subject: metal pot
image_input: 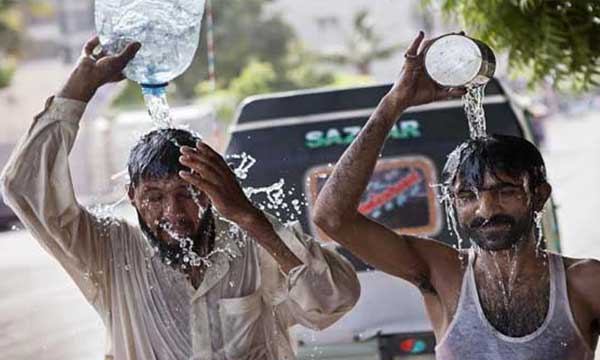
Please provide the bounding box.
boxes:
[424,34,496,88]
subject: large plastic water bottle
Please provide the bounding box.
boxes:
[95,0,206,90]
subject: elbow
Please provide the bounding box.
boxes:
[312,212,341,235]
[0,172,20,208]
[305,284,361,331]
[313,210,359,238]
[313,214,347,239]
[312,201,348,235]
[1,168,29,215]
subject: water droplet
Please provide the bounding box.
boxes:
[143,90,173,128]
[534,210,546,257]
[463,84,488,139]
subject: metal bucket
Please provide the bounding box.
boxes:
[424,34,496,88]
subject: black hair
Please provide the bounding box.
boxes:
[442,134,547,191]
[128,128,201,188]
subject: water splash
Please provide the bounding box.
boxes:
[87,195,127,239]
[534,210,546,257]
[143,89,174,128]
[463,84,488,139]
[152,152,306,271]
[187,185,205,217]
[432,179,468,265]
[226,152,256,180]
[243,179,307,223]
[89,131,308,272]
[474,243,520,314]
[158,219,243,269]
[244,179,286,208]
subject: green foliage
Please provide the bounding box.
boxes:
[194,55,371,124]
[279,41,336,90]
[329,73,373,88]
[228,60,276,100]
[174,0,347,100]
[113,0,373,118]
[111,80,145,109]
[0,0,22,55]
[174,0,295,99]
[0,0,50,88]
[424,0,600,91]
[193,84,239,125]
[0,56,15,88]
[319,9,404,75]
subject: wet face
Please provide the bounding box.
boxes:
[129,176,210,246]
[453,170,535,251]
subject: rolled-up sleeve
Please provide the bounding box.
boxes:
[0,97,113,317]
[263,216,361,331]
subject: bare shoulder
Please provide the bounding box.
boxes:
[563,256,600,277]
[562,255,600,307]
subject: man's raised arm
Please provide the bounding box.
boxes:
[313,32,464,290]
[0,37,140,307]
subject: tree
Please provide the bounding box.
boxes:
[173,0,295,99]
[425,0,600,91]
[113,0,368,114]
[0,0,53,88]
[319,9,404,75]
[0,0,20,52]
[0,0,20,88]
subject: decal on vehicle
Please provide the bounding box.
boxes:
[306,156,442,242]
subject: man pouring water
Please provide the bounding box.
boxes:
[0,37,360,360]
[313,31,599,359]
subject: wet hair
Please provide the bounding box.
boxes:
[442,134,547,191]
[128,128,201,189]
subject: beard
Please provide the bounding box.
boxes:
[137,206,216,270]
[461,210,534,251]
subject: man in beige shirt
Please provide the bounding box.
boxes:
[1,37,360,360]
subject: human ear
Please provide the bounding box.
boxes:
[127,185,136,204]
[533,182,552,212]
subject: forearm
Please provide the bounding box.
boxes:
[57,64,97,102]
[236,209,303,274]
[314,90,409,224]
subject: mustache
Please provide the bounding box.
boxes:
[469,214,516,229]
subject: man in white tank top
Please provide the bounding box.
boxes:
[313,31,599,359]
